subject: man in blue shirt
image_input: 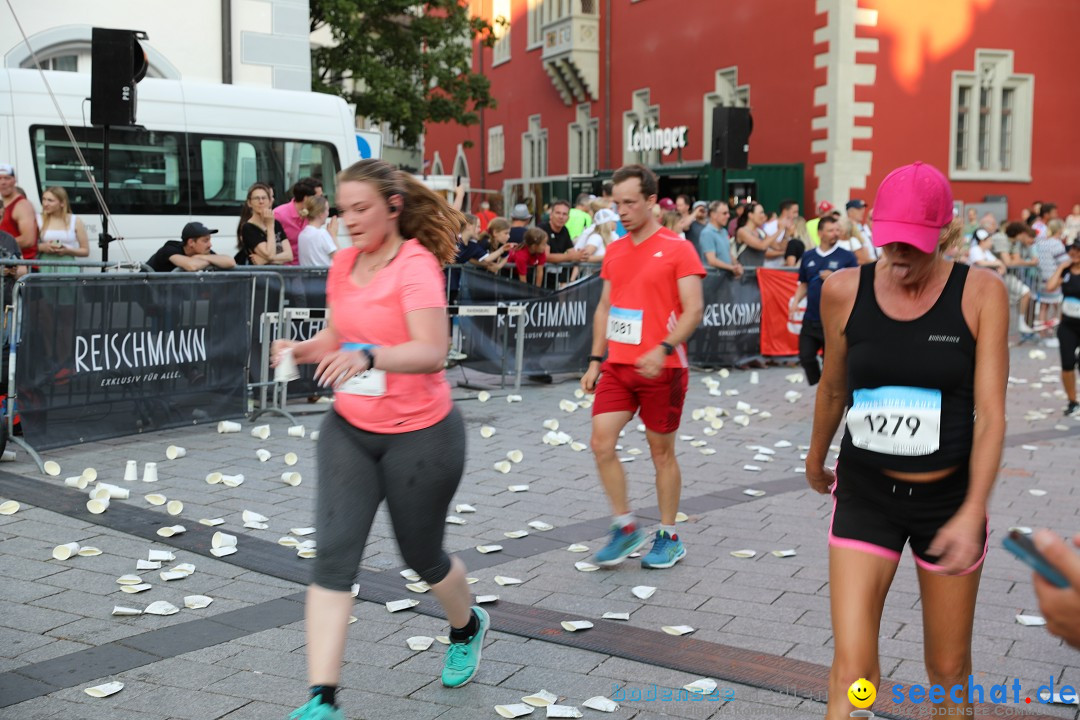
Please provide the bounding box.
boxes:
[698,201,743,277]
[789,215,857,384]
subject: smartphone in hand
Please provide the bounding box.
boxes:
[1003,530,1070,589]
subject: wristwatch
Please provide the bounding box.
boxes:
[659,342,675,356]
[360,348,376,370]
[587,355,604,364]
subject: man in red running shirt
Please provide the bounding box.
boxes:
[581,164,705,570]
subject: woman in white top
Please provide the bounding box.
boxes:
[966,230,1006,275]
[37,186,89,273]
[298,195,339,267]
[835,217,872,264]
[574,208,620,261]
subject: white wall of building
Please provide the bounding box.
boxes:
[0,0,310,90]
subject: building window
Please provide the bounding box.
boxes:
[950,50,1033,182]
[492,0,511,66]
[488,125,505,173]
[527,0,543,50]
[522,115,547,179]
[21,52,80,72]
[568,104,598,175]
[622,89,660,166]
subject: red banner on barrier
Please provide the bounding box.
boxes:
[757,269,800,357]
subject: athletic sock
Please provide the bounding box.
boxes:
[310,685,337,707]
[450,609,479,643]
[614,513,636,531]
[660,525,677,539]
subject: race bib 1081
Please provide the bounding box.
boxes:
[847,386,941,456]
[607,306,643,345]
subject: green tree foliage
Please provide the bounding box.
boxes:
[311,0,499,148]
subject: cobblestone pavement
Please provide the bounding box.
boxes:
[0,342,1078,720]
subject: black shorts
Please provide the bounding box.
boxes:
[829,454,987,574]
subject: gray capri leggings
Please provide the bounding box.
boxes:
[312,406,466,592]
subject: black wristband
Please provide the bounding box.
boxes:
[588,355,604,364]
[660,342,675,356]
[361,348,376,370]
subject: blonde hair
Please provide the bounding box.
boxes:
[337,159,463,264]
[299,194,328,220]
[1048,218,1065,237]
[42,186,71,225]
[662,211,681,231]
[938,218,964,254]
[589,198,608,214]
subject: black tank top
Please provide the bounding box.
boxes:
[841,262,975,472]
[1060,267,1080,326]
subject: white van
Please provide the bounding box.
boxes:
[0,68,362,263]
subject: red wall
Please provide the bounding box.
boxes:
[859,0,1080,210]
[425,0,1080,215]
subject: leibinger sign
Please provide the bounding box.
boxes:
[626,122,688,156]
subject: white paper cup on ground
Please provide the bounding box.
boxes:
[542,419,559,431]
[123,460,138,481]
[52,542,80,560]
[89,486,111,501]
[221,474,244,487]
[43,460,61,476]
[0,500,19,515]
[166,500,183,516]
[145,493,166,506]
[218,420,241,433]
[256,449,272,462]
[87,497,109,514]
[284,452,298,466]
[205,472,223,485]
[84,681,124,698]
[65,475,89,489]
[310,430,320,441]
[142,462,158,483]
[212,531,237,549]
[281,471,302,486]
[0,449,14,462]
[251,425,271,440]
[288,425,306,438]
[165,445,186,460]
[81,468,97,482]
[98,483,129,499]
[275,348,300,383]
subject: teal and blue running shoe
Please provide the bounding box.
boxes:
[592,524,649,566]
[288,696,344,720]
[640,530,686,569]
[442,606,490,688]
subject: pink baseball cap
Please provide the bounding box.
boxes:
[872,162,953,254]
[658,198,676,212]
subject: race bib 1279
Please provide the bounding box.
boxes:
[847,386,941,456]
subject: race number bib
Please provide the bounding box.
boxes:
[607,306,643,345]
[847,386,941,456]
[1062,297,1080,319]
[337,342,387,396]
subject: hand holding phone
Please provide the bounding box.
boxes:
[1003,530,1070,589]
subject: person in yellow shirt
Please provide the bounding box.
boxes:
[806,200,835,247]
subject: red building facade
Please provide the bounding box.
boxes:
[424,0,1080,216]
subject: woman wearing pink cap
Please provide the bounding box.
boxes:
[805,162,1008,718]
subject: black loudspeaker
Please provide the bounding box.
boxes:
[711,106,752,170]
[90,28,149,127]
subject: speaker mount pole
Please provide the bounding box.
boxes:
[98,125,111,271]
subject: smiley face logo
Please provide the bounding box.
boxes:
[847,678,876,709]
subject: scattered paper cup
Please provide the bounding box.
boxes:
[507,450,524,464]
[77,547,102,556]
[212,531,238,549]
[507,394,523,403]
[217,420,241,433]
[522,690,558,707]
[205,472,223,485]
[582,696,619,712]
[145,494,167,506]
[561,620,593,632]
[256,449,272,462]
[81,468,97,482]
[309,430,320,441]
[84,681,124,698]
[184,595,214,609]
[97,483,129,499]
[480,425,496,438]
[407,636,434,651]
[144,600,180,616]
[157,525,185,537]
[221,474,245,487]
[275,347,300,383]
[477,391,491,402]
[87,497,109,514]
[242,510,268,523]
[123,460,138,482]
[632,586,657,600]
[495,704,534,718]
[65,475,89,489]
[111,606,142,616]
[52,542,80,560]
[0,449,14,462]
[288,425,306,438]
[89,486,110,501]
[43,460,61,476]
[210,546,237,558]
[251,425,271,440]
[281,471,302,486]
[493,460,512,474]
[165,445,186,460]
[542,419,559,431]
[142,462,158,483]
[166,500,183,516]
[0,500,19,515]
[284,452,298,466]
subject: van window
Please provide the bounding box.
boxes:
[31,125,184,215]
[192,134,340,215]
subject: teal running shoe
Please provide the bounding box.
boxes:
[640,530,686,569]
[288,695,344,720]
[442,606,489,688]
[592,524,649,566]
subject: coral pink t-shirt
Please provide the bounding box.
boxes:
[326,240,452,433]
[273,201,305,266]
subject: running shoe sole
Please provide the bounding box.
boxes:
[593,532,651,567]
[641,544,687,569]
